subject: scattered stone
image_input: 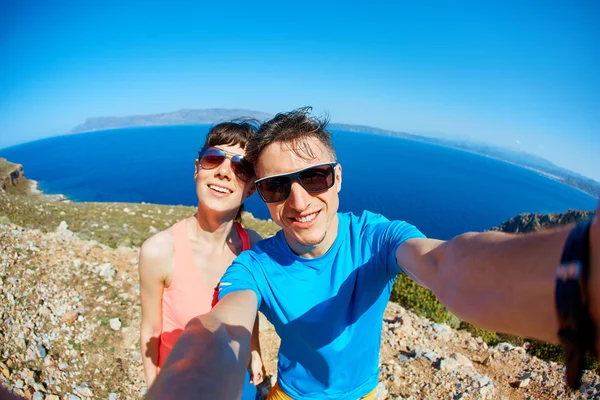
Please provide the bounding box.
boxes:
[98,263,115,278]
[109,318,122,331]
[61,311,79,323]
[35,344,47,359]
[422,351,438,362]
[74,383,93,397]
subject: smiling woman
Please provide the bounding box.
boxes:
[137,121,265,398]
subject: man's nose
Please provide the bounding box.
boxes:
[287,181,311,211]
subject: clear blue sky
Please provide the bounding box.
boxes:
[1,0,599,180]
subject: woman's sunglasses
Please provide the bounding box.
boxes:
[255,163,338,203]
[197,147,254,182]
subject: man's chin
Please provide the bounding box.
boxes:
[294,232,327,248]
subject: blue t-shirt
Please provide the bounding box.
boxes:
[219,211,425,400]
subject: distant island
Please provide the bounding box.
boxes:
[70,108,600,198]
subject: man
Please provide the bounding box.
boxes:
[147,108,599,399]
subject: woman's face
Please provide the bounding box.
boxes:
[194,143,255,215]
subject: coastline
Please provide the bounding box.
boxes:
[28,179,69,202]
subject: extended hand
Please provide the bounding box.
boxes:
[249,350,266,385]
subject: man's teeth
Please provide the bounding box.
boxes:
[209,185,232,194]
[296,212,318,223]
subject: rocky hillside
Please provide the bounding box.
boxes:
[491,209,595,233]
[0,159,25,192]
[0,163,598,399]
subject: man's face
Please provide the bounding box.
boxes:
[255,137,342,257]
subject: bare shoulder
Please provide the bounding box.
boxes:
[246,229,263,247]
[139,226,175,278]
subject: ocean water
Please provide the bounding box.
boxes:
[1,125,596,239]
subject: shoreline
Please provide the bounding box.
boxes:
[28,179,69,202]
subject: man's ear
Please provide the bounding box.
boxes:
[335,163,342,193]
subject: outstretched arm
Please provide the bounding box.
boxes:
[396,201,599,354]
[146,290,259,400]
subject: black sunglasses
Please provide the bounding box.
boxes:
[197,147,254,182]
[255,163,338,203]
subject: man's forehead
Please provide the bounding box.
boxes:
[255,138,330,177]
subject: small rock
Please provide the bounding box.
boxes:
[109,318,122,331]
[450,353,473,368]
[61,311,79,323]
[0,361,9,378]
[56,221,73,235]
[518,378,531,388]
[74,383,93,397]
[423,351,437,361]
[15,379,24,389]
[108,394,117,400]
[35,344,47,358]
[98,263,115,278]
[495,342,514,352]
[32,392,44,400]
[395,354,410,363]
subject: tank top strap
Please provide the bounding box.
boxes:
[233,222,251,251]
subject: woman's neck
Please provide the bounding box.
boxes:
[189,204,238,246]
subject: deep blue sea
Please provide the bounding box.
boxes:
[1,125,597,239]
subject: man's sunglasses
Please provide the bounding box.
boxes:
[197,147,254,182]
[255,163,338,203]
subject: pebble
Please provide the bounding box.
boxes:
[35,344,47,358]
[109,318,122,331]
[98,263,115,278]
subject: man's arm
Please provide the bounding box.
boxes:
[396,202,599,351]
[146,290,259,400]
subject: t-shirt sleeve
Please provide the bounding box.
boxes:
[217,254,262,308]
[364,212,426,278]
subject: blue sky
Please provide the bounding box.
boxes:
[1,0,599,180]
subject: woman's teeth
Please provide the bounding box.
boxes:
[209,185,232,194]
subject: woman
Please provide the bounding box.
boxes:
[139,121,265,399]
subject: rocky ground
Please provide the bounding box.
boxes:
[1,218,599,399]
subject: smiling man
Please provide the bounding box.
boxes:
[147,107,600,400]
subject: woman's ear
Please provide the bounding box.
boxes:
[194,159,200,179]
[246,183,256,198]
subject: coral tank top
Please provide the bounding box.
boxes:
[157,219,250,369]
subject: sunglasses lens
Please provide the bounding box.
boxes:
[231,157,254,182]
[299,165,335,192]
[258,176,291,202]
[200,149,226,170]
